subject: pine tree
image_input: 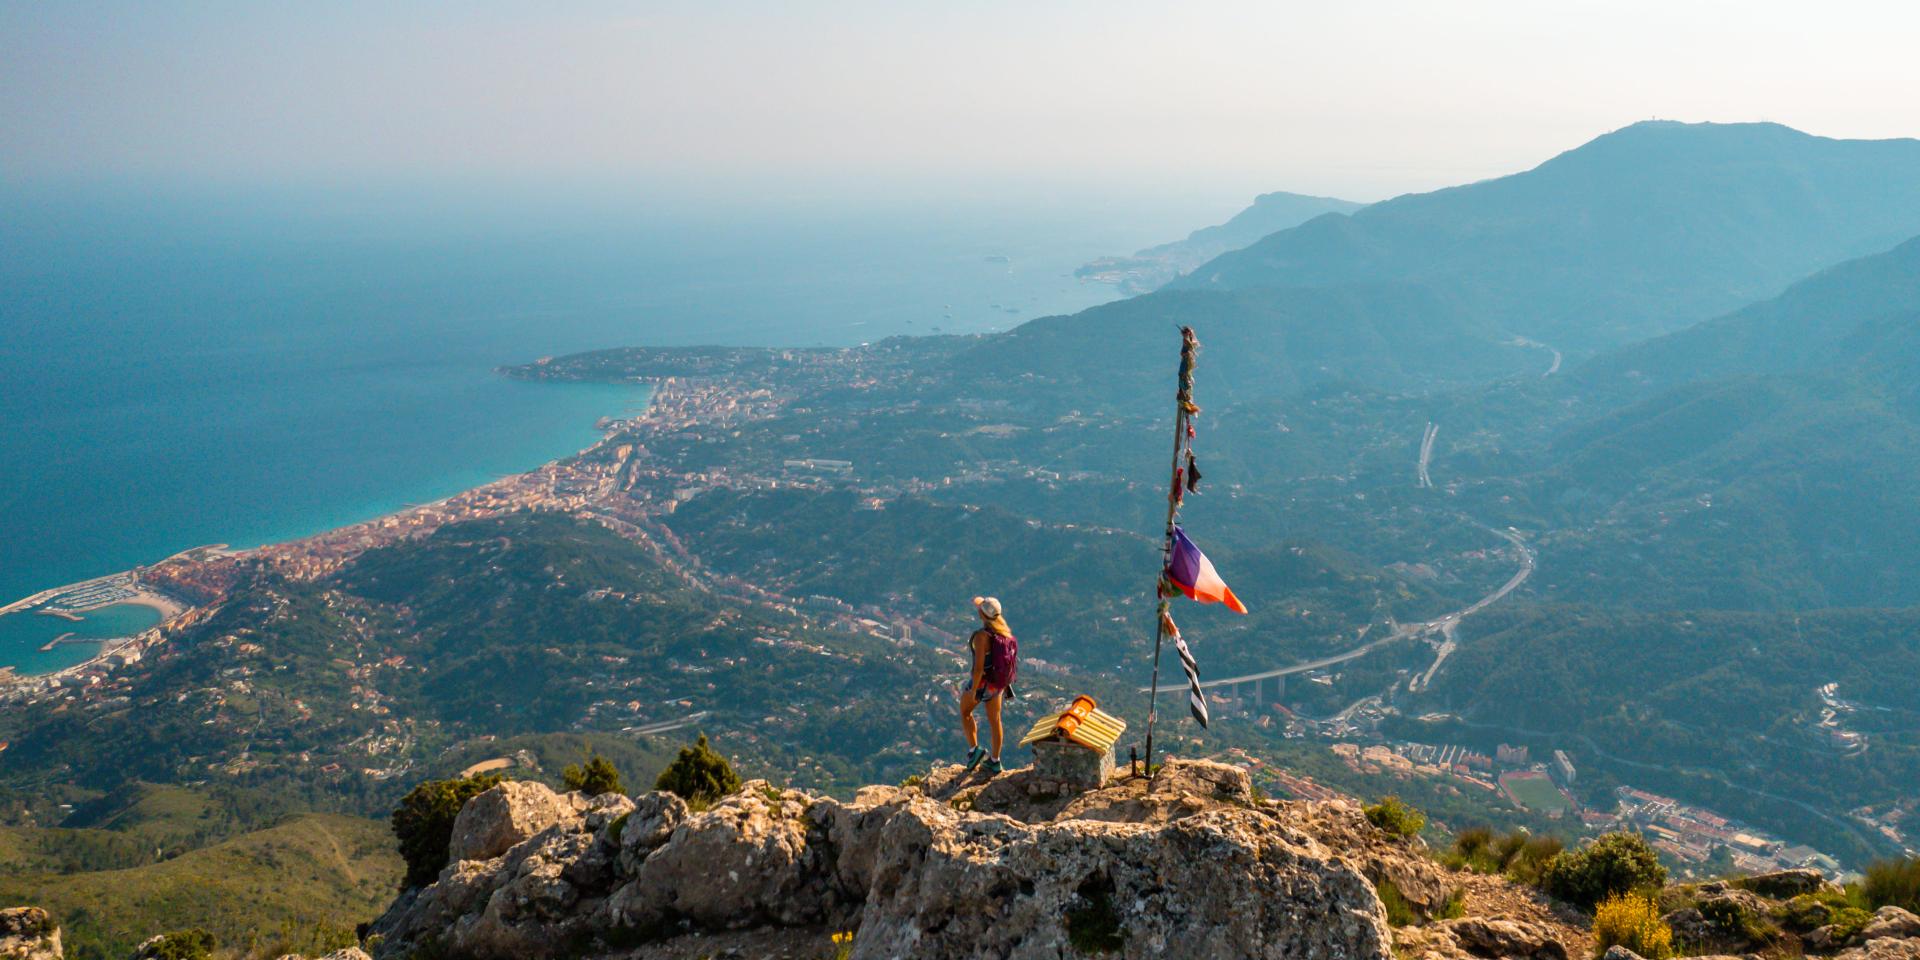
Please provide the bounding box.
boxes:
[562,753,624,796]
[654,733,740,806]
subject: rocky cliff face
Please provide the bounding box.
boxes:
[17,757,1916,960]
[367,759,1422,960]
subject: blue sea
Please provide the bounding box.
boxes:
[0,177,1220,673]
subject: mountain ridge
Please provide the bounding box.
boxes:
[1076,190,1365,294]
[1174,121,1920,350]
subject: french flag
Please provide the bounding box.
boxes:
[1165,525,1248,614]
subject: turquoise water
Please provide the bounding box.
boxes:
[0,180,1200,674]
[0,603,163,675]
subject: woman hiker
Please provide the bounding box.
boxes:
[959,595,1019,775]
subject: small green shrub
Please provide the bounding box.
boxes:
[1777,892,1840,931]
[1541,832,1667,909]
[1444,827,1562,884]
[1365,796,1426,838]
[562,753,624,796]
[1377,879,1421,927]
[898,773,924,789]
[607,811,632,843]
[391,772,506,888]
[1828,906,1874,943]
[1439,888,1468,920]
[140,929,217,960]
[654,734,740,806]
[1592,893,1674,960]
[1450,826,1494,866]
[1863,856,1920,913]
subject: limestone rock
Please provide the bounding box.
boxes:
[371,787,612,958]
[614,791,689,876]
[1809,922,1850,952]
[1288,797,1456,918]
[1433,916,1569,960]
[1693,879,1773,914]
[1395,924,1476,960]
[1738,868,1835,898]
[609,781,834,932]
[844,806,1389,960]
[448,780,589,862]
[1837,938,1920,960]
[1864,906,1920,943]
[0,907,61,960]
[369,760,1399,960]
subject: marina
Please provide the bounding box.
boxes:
[0,572,179,677]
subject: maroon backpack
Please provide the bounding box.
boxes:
[981,630,1018,690]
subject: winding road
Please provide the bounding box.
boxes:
[1144,525,1534,695]
[1510,337,1562,377]
[1416,422,1439,489]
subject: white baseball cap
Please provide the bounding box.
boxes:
[973,596,1002,619]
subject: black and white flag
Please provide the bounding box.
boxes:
[1171,630,1210,728]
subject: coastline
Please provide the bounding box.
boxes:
[1,383,652,687]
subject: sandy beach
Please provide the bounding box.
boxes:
[122,585,188,621]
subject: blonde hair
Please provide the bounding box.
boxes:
[974,596,1012,637]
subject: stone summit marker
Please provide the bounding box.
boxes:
[1019,694,1126,790]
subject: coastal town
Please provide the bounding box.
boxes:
[0,354,929,707]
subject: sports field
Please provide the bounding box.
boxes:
[1500,771,1572,814]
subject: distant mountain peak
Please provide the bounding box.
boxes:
[1170,121,1920,350]
[1075,190,1364,295]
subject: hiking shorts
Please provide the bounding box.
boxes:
[963,683,1005,703]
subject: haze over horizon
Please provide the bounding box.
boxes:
[6,1,1920,212]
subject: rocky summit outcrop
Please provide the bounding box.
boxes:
[0,908,61,960]
[368,758,1404,960]
[449,778,596,862]
[1864,907,1920,944]
[1396,917,1570,960]
[1603,890,1920,960]
[1737,868,1836,899]
[1839,938,1920,960]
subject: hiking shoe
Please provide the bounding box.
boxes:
[982,757,1003,776]
[964,746,985,770]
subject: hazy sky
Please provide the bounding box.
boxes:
[5,1,1919,204]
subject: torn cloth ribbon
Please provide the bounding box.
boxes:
[1170,624,1210,728]
[1164,525,1248,614]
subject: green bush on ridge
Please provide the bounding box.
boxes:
[1365,796,1426,838]
[562,753,625,796]
[1863,856,1920,914]
[1541,832,1667,910]
[654,733,741,808]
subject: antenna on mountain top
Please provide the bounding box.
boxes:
[1143,326,1249,776]
[1142,328,1192,774]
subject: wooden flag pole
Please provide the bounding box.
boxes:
[1143,326,1198,776]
